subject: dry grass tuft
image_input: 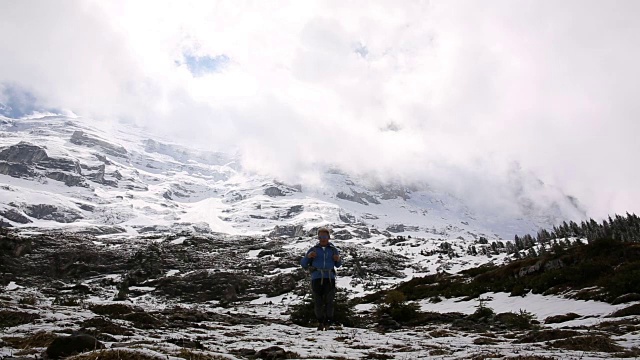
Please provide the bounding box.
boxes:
[516,329,581,343]
[68,349,164,360]
[549,334,624,353]
[2,331,57,349]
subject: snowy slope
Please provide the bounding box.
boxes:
[0,114,584,241]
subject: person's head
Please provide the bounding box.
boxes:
[317,227,330,246]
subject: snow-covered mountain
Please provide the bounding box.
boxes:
[0,114,583,240]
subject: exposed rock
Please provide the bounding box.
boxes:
[264,186,285,197]
[375,185,411,200]
[45,171,86,187]
[0,143,48,163]
[70,131,128,158]
[332,229,353,240]
[45,334,105,359]
[38,157,81,173]
[24,204,83,223]
[386,224,405,233]
[0,161,36,178]
[285,205,304,218]
[339,212,356,224]
[269,224,305,238]
[337,190,381,205]
[0,209,32,224]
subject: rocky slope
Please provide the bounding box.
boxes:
[1,228,639,360]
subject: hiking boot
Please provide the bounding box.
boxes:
[316,322,326,331]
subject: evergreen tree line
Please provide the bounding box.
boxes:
[512,212,640,255]
[460,213,640,259]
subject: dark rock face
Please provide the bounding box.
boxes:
[386,224,405,233]
[0,143,48,163]
[45,172,86,187]
[0,209,33,224]
[45,334,105,359]
[0,143,86,186]
[336,190,380,205]
[70,131,128,158]
[264,186,285,197]
[24,204,83,223]
[38,157,81,174]
[0,161,36,178]
[332,229,353,240]
[269,224,305,238]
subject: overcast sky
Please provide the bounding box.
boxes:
[1,0,639,221]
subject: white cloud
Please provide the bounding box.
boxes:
[1,0,639,220]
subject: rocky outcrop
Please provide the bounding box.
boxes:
[386,224,405,233]
[0,209,33,224]
[45,171,86,187]
[0,143,85,186]
[0,161,36,178]
[24,204,83,223]
[0,143,48,163]
[336,190,380,205]
[269,224,305,238]
[264,186,285,197]
[70,131,128,158]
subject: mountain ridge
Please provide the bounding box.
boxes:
[0,114,584,240]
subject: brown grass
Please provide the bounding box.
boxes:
[2,331,57,349]
[0,310,40,328]
[549,335,624,353]
[68,349,164,360]
[515,329,581,343]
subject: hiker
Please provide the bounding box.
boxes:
[300,227,342,330]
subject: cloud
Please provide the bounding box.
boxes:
[1,0,639,221]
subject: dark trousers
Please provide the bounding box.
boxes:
[311,278,336,323]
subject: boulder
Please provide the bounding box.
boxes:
[45,334,105,359]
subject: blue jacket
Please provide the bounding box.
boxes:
[300,242,342,280]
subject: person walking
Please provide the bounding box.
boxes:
[300,227,342,330]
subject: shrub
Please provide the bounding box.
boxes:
[495,310,537,330]
[289,292,360,327]
[549,335,624,353]
[374,290,421,324]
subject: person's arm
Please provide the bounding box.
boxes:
[332,247,342,268]
[301,251,310,268]
[301,248,316,268]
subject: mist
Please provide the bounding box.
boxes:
[1,0,639,221]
